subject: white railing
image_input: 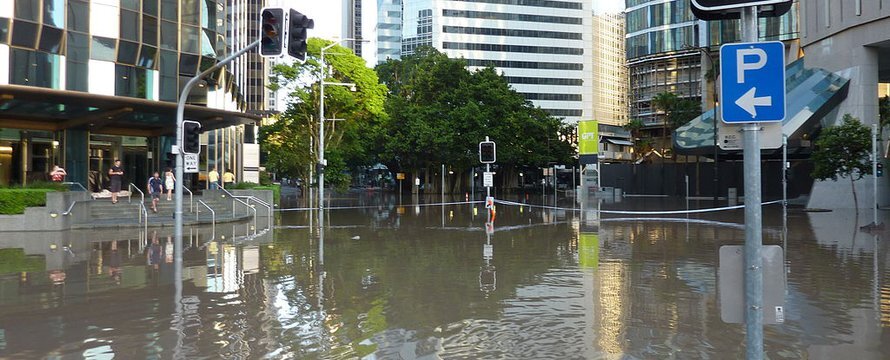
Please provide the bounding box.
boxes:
[182,186,194,213]
[196,200,215,241]
[238,196,273,230]
[62,200,79,216]
[219,188,258,235]
[137,202,148,238]
[128,183,145,224]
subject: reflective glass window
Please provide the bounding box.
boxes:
[201,0,211,28]
[201,29,215,56]
[11,20,38,48]
[120,10,139,41]
[179,53,199,76]
[181,25,199,54]
[160,20,177,50]
[38,25,64,53]
[0,18,8,44]
[10,48,59,88]
[67,32,90,91]
[121,0,140,11]
[143,15,158,46]
[181,0,200,25]
[67,32,89,62]
[15,1,39,21]
[143,0,158,16]
[215,1,225,33]
[161,0,177,20]
[200,56,215,72]
[66,60,88,91]
[137,45,157,68]
[91,36,117,61]
[159,50,178,101]
[43,0,65,28]
[118,40,139,64]
[115,64,148,98]
[67,0,89,32]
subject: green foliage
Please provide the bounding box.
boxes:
[811,114,873,182]
[262,37,388,187]
[259,170,272,186]
[374,47,574,174]
[652,91,702,131]
[0,189,53,214]
[230,182,281,205]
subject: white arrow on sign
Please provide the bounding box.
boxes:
[735,87,772,118]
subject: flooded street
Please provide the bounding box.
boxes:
[1,193,889,359]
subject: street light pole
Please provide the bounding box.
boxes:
[318,38,364,210]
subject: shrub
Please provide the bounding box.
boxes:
[0,189,53,214]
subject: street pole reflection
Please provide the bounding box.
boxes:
[480,213,496,296]
[317,200,327,349]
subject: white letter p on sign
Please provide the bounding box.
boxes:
[736,48,767,84]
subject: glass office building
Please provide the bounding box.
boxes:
[0,0,261,190]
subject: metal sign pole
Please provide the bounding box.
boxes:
[740,6,763,360]
[873,124,878,226]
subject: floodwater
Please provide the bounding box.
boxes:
[1,192,889,359]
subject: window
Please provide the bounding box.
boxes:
[0,18,9,44]
[120,10,140,41]
[91,36,117,61]
[137,45,157,68]
[179,53,199,75]
[181,0,200,25]
[118,40,139,64]
[161,0,178,21]
[11,20,39,48]
[202,0,215,29]
[443,42,583,55]
[43,0,65,28]
[143,0,158,16]
[115,64,148,98]
[67,0,89,32]
[159,50,178,101]
[15,1,39,21]
[142,15,158,46]
[10,48,60,88]
[38,25,64,54]
[66,32,89,91]
[160,20,177,50]
[121,0,140,11]
[442,9,582,25]
[180,25,199,53]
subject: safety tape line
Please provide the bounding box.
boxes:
[494,199,784,215]
[275,200,485,212]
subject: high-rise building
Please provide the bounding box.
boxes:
[0,0,261,187]
[343,0,364,57]
[591,11,627,127]
[400,0,593,123]
[376,0,403,63]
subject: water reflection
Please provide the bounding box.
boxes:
[0,194,888,358]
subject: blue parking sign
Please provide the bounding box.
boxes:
[720,41,785,123]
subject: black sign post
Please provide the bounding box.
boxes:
[690,0,792,20]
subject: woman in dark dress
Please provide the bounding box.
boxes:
[109,159,124,204]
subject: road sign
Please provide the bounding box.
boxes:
[692,0,792,11]
[718,122,783,150]
[718,245,786,324]
[183,153,199,173]
[483,172,494,187]
[479,140,496,163]
[396,172,405,180]
[720,41,785,123]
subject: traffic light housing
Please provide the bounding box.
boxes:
[878,163,884,178]
[479,141,496,164]
[260,7,284,57]
[182,120,201,155]
[288,9,314,61]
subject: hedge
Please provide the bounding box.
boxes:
[231,182,281,205]
[0,189,54,215]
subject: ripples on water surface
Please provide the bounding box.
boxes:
[1,194,889,359]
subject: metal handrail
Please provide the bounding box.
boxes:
[128,183,144,204]
[137,202,148,237]
[217,188,257,235]
[197,200,215,241]
[218,188,273,231]
[62,182,88,192]
[182,186,194,213]
[62,200,79,216]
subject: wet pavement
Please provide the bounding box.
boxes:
[1,192,889,359]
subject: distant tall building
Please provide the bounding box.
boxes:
[376,0,403,63]
[343,0,364,57]
[400,0,593,123]
[230,0,268,112]
[591,11,628,127]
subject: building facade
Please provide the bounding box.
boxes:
[798,0,890,209]
[400,0,593,123]
[376,0,402,63]
[343,0,364,57]
[591,10,628,127]
[0,0,261,189]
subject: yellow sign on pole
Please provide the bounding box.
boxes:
[396,173,405,180]
[578,120,599,155]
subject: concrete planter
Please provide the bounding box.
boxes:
[0,191,91,232]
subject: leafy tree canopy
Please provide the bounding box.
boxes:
[811,114,873,208]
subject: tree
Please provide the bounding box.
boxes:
[651,92,701,155]
[811,114,873,208]
[261,38,388,189]
[623,118,649,158]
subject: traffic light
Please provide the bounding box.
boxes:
[287,9,314,61]
[260,7,284,57]
[878,163,884,178]
[182,120,201,155]
[479,141,496,164]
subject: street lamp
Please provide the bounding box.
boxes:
[318,38,366,210]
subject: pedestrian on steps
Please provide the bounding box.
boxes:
[165,167,175,201]
[148,171,163,213]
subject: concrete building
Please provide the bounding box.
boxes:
[343,0,364,57]
[591,10,628,127]
[0,0,262,188]
[400,0,593,123]
[376,0,403,63]
[799,0,890,209]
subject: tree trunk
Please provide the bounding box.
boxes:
[851,177,859,210]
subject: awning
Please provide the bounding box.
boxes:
[604,138,634,146]
[0,84,260,137]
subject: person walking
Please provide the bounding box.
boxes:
[164,167,175,201]
[208,166,220,190]
[50,165,67,182]
[222,169,235,189]
[109,159,124,204]
[147,171,163,212]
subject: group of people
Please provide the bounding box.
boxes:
[207,166,236,190]
[147,168,177,212]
